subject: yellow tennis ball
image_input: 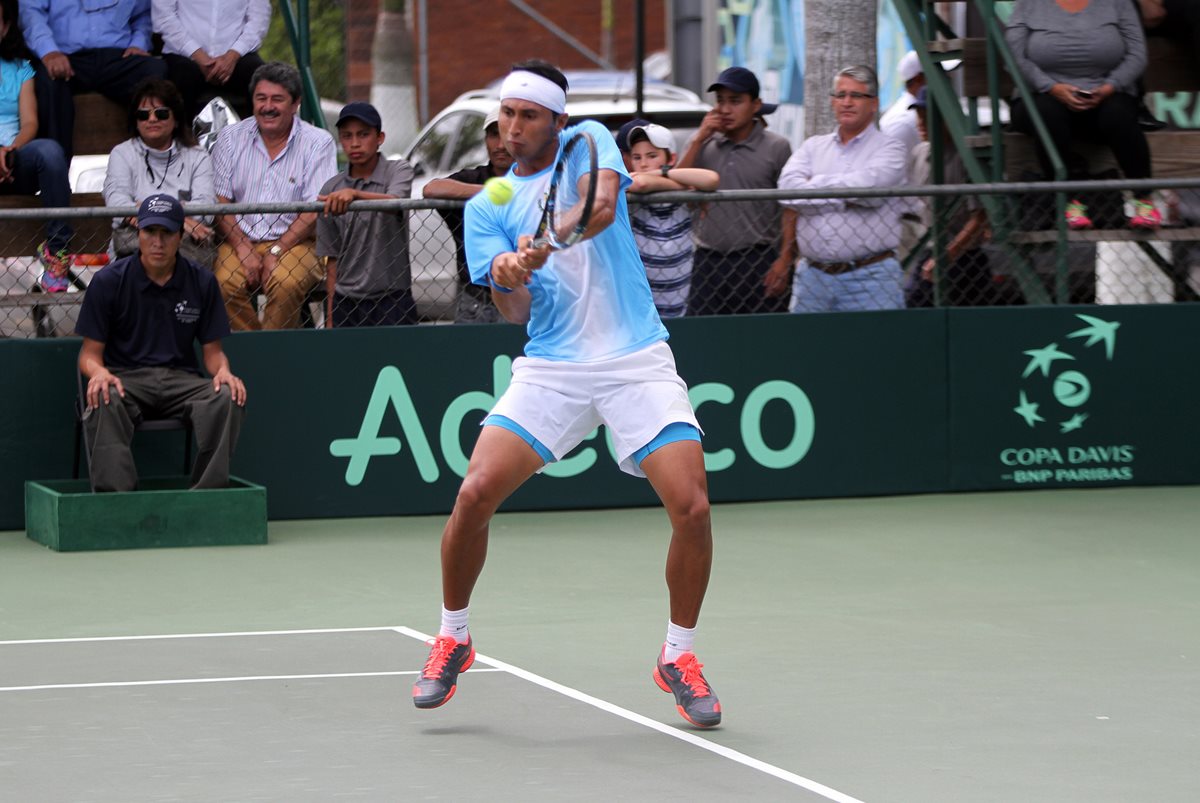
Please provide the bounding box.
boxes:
[484,177,514,206]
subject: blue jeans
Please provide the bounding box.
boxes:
[0,138,73,252]
[790,257,904,313]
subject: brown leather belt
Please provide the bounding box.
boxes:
[807,250,896,275]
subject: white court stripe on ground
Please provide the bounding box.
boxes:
[393,626,867,803]
[0,669,506,693]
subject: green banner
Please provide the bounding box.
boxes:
[4,306,1197,532]
[947,305,1200,490]
[225,312,947,519]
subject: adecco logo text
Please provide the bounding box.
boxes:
[329,356,815,486]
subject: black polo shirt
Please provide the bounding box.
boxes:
[436,163,496,288]
[76,253,230,375]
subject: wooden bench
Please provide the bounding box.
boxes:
[72,92,129,157]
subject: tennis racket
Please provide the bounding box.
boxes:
[530,131,598,250]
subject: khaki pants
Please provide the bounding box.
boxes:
[215,240,322,330]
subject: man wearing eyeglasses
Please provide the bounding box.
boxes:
[771,64,908,313]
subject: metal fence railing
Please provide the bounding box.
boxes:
[2,180,1198,338]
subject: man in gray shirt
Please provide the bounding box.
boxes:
[317,102,418,327]
[676,67,794,315]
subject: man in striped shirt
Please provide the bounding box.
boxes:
[212,61,337,330]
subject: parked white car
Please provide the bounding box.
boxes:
[401,72,713,320]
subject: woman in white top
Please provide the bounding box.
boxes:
[103,78,216,266]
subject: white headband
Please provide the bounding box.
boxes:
[499,71,567,115]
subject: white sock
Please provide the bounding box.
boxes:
[439,605,470,644]
[663,621,696,663]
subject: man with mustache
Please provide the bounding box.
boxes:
[211,61,337,330]
[674,66,793,316]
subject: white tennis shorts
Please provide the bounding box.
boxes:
[488,340,701,477]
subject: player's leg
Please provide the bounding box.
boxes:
[640,438,712,628]
[413,424,545,710]
[442,424,546,609]
[639,436,722,727]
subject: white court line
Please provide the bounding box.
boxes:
[394,626,867,803]
[0,669,506,693]
[0,625,867,803]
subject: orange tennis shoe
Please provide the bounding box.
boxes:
[653,649,722,727]
[412,635,474,709]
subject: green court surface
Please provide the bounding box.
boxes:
[2,486,1198,802]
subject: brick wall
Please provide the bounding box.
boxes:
[343,0,667,119]
[345,0,379,101]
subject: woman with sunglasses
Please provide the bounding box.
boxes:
[103,78,216,266]
[0,0,73,292]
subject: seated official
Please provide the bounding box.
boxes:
[76,193,247,493]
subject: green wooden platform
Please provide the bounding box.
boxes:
[24,477,267,551]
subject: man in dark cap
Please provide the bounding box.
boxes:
[317,101,417,327]
[675,66,794,316]
[76,193,247,492]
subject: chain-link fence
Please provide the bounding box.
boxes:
[3,180,1199,337]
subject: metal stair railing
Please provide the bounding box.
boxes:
[278,0,328,130]
[892,0,1080,305]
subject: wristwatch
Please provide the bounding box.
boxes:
[267,244,284,258]
[660,164,671,177]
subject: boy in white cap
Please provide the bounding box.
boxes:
[615,119,718,318]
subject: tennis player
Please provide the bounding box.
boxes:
[412,60,721,728]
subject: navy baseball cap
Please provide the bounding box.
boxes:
[615,119,645,152]
[706,66,778,114]
[615,119,674,154]
[336,101,382,129]
[909,87,928,110]
[137,193,184,232]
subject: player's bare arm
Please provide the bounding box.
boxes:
[549,169,620,244]
[487,249,535,324]
[423,179,485,200]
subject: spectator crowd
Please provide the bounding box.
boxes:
[0,0,1186,326]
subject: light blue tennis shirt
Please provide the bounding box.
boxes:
[465,119,667,363]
